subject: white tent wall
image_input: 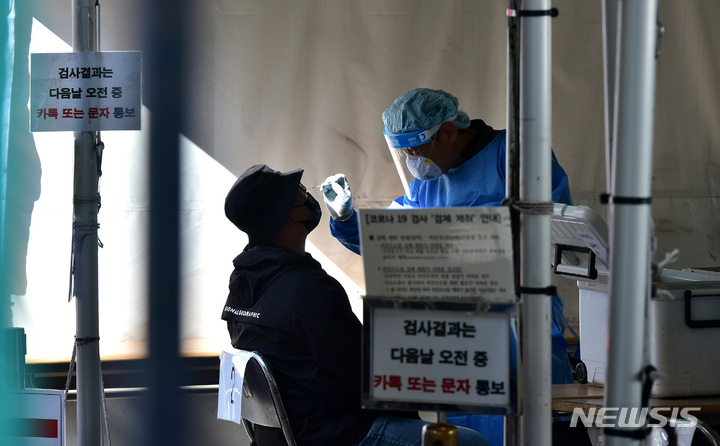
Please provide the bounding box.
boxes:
[11,0,720,366]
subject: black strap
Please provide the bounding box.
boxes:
[503,198,554,215]
[76,336,100,346]
[640,365,658,408]
[74,193,102,206]
[518,285,557,296]
[603,365,658,440]
[507,8,559,18]
[600,193,652,205]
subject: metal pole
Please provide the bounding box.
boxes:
[507,0,520,204]
[141,0,188,444]
[72,1,102,445]
[506,1,521,443]
[0,0,14,437]
[518,0,553,445]
[1,0,12,329]
[604,0,658,445]
[601,0,620,193]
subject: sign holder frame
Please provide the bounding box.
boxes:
[361,298,518,416]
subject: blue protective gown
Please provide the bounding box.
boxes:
[329,120,576,386]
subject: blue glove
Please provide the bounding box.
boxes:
[321,173,353,221]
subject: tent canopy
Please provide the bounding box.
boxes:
[6,0,720,362]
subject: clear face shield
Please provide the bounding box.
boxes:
[382,120,446,197]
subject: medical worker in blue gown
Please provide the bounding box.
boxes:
[321,88,575,444]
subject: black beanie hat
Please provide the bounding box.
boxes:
[225,164,303,247]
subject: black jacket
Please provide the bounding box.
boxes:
[221,245,377,446]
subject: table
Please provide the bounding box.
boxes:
[552,384,720,445]
[552,384,720,415]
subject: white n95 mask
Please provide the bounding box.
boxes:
[406,155,443,181]
[383,116,455,191]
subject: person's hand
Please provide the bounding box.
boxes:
[321,174,353,221]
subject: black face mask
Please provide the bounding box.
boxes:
[299,193,322,234]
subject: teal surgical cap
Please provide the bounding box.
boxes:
[382,88,471,136]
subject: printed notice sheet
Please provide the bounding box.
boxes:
[31,51,142,132]
[365,305,513,412]
[359,207,514,303]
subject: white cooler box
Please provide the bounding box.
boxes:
[551,204,720,397]
[579,268,720,397]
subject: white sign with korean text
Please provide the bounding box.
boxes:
[31,51,141,132]
[369,307,512,409]
[6,389,66,445]
[359,207,514,303]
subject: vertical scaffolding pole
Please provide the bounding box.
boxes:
[601,0,619,193]
[72,1,102,445]
[507,0,520,204]
[505,0,521,443]
[1,0,12,328]
[604,0,658,445]
[0,3,15,436]
[141,0,189,444]
[518,0,554,445]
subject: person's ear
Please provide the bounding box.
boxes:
[438,121,457,144]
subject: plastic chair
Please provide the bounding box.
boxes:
[240,351,298,446]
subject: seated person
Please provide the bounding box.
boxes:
[221,164,488,446]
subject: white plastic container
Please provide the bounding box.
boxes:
[551,204,720,397]
[648,269,720,397]
[578,268,720,397]
[577,280,610,386]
